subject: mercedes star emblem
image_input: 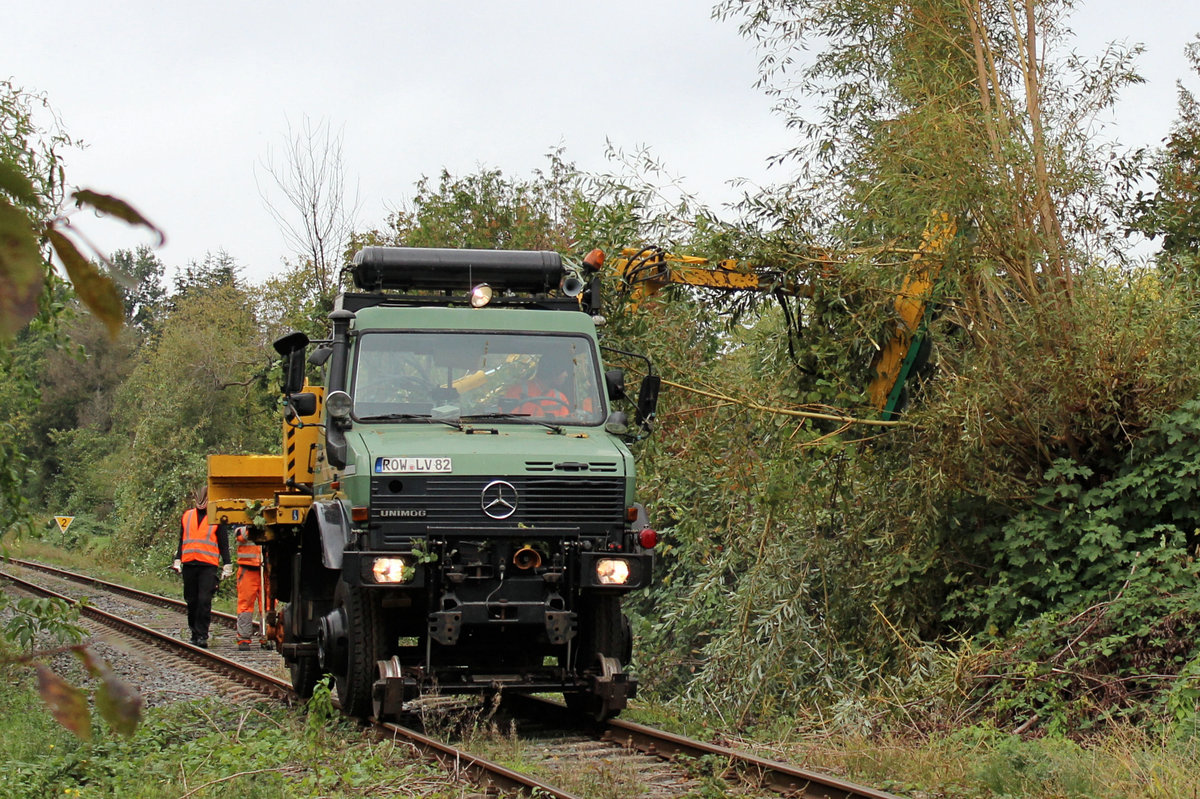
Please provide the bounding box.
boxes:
[481,480,518,519]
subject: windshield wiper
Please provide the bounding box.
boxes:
[460,413,563,433]
[356,413,463,430]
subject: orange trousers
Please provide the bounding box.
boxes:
[236,566,272,642]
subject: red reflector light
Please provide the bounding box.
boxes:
[351,506,368,523]
[638,528,658,549]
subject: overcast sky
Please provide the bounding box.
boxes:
[8,1,1200,285]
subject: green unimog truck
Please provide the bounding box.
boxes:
[208,246,659,720]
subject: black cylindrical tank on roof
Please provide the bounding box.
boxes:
[351,247,564,294]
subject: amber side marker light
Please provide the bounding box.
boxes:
[351,506,369,523]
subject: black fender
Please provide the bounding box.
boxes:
[311,500,350,571]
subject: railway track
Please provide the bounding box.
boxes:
[2,557,904,799]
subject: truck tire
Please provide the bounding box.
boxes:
[283,549,330,698]
[289,652,322,699]
[334,584,384,718]
[581,595,624,664]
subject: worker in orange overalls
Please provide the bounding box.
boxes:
[234,525,271,650]
[172,485,231,649]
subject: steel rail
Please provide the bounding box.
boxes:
[0,568,290,700]
[3,556,238,628]
[0,565,583,798]
[507,694,905,799]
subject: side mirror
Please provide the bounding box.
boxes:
[635,375,661,430]
[308,345,333,367]
[605,369,626,402]
[604,411,629,436]
[289,392,318,418]
[272,331,310,395]
[582,277,603,315]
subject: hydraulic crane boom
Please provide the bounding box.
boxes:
[868,212,957,419]
[602,212,957,419]
[610,247,812,311]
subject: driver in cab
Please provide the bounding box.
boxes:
[504,355,571,418]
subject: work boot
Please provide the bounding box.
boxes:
[194,638,208,649]
[237,640,252,651]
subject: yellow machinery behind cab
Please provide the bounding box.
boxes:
[606,212,958,419]
[207,386,324,647]
[207,385,325,533]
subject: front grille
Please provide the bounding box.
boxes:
[370,475,625,544]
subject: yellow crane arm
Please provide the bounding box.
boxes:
[865,212,957,416]
[603,211,957,418]
[610,247,811,311]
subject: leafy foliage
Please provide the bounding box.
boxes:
[1130,35,1200,268]
[1,596,85,649]
[0,82,161,341]
[0,596,142,740]
[110,273,279,562]
[957,398,1200,633]
[354,149,616,256]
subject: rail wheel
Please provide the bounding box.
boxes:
[564,595,630,721]
[333,583,385,718]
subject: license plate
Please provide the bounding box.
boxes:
[374,457,452,474]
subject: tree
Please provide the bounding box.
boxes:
[1131,35,1200,265]
[359,151,585,253]
[257,117,360,305]
[109,246,166,333]
[715,0,1142,322]
[0,82,149,739]
[110,279,278,562]
[611,2,1200,728]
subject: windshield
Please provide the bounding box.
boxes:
[350,331,605,426]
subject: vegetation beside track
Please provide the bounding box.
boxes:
[0,659,462,799]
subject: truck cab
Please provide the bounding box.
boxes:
[234,247,658,720]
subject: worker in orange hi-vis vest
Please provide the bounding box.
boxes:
[234,526,271,650]
[171,485,231,649]
[503,354,572,418]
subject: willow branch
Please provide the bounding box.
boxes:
[661,378,909,427]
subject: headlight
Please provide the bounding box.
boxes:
[371,556,415,584]
[595,558,632,585]
[326,390,352,420]
[469,284,494,308]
